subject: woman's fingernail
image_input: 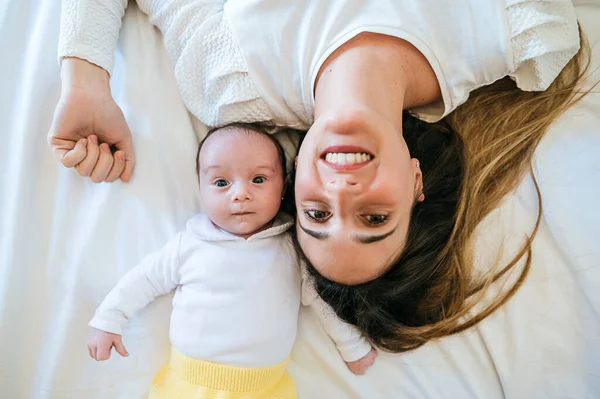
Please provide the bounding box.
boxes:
[90,136,97,144]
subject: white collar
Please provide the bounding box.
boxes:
[186,212,294,242]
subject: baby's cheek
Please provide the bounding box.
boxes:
[267,191,284,214]
[203,199,227,224]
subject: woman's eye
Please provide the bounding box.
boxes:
[365,214,388,225]
[252,176,266,184]
[304,209,331,222]
[214,179,229,187]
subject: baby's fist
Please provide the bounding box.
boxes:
[87,327,128,361]
[345,347,378,375]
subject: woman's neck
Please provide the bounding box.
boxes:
[314,33,440,128]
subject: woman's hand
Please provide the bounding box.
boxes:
[87,327,129,361]
[48,58,135,183]
[345,347,378,375]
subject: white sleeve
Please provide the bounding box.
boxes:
[89,233,183,335]
[409,0,580,122]
[58,0,128,74]
[301,268,372,363]
[505,0,580,92]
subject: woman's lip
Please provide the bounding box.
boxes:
[321,158,372,171]
[320,145,373,158]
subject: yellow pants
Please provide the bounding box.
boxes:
[148,348,297,399]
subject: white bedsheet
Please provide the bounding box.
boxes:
[0,1,598,398]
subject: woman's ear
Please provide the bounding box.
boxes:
[414,159,425,202]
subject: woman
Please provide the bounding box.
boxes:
[49,0,587,351]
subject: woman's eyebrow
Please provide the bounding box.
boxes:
[353,225,397,244]
[298,222,330,240]
[298,221,397,244]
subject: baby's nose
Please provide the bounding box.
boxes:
[232,184,252,202]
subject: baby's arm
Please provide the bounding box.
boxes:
[87,233,183,361]
[301,273,377,375]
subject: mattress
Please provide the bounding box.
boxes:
[0,1,598,398]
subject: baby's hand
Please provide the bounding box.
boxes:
[345,347,378,375]
[87,327,129,361]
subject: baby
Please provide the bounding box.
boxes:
[86,123,377,399]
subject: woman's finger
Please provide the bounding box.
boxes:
[51,137,87,168]
[105,150,125,182]
[75,135,100,177]
[90,143,114,183]
[114,135,135,183]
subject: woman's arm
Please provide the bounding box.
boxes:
[59,0,128,74]
[48,56,134,182]
[49,1,134,183]
[51,0,228,183]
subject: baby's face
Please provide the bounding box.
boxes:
[198,128,285,238]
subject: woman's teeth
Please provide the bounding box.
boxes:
[325,153,372,165]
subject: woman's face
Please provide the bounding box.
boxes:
[295,109,423,284]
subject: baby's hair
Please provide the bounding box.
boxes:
[195,122,287,181]
[195,122,298,215]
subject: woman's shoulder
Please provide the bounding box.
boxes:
[223,0,508,126]
[223,0,579,124]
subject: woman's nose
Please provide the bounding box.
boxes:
[326,177,362,193]
[324,178,362,212]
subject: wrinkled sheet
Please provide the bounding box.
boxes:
[0,1,599,398]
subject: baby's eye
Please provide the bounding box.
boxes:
[214,179,229,187]
[252,176,266,184]
[364,214,388,225]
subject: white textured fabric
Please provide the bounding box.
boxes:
[89,212,371,367]
[2,1,600,398]
[59,0,272,128]
[138,0,273,127]
[507,0,581,90]
[58,0,580,127]
[58,0,127,73]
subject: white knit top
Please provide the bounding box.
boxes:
[58,0,581,128]
[89,213,372,367]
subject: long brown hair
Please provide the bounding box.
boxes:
[297,33,594,352]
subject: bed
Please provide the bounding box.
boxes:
[0,1,599,398]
